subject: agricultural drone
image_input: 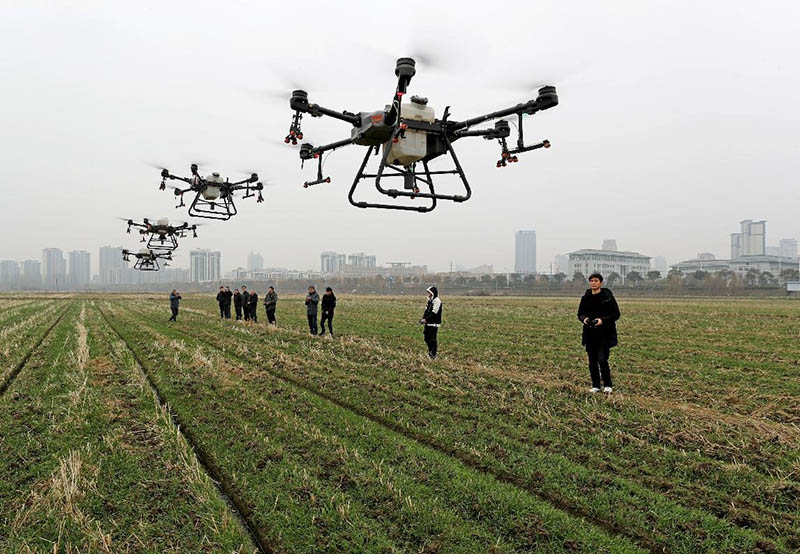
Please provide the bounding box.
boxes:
[122,248,173,271]
[284,57,558,212]
[123,217,198,252]
[158,164,264,221]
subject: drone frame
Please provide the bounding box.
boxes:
[287,57,558,212]
[123,249,172,272]
[159,164,264,221]
[125,218,197,252]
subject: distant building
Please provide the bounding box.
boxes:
[673,255,798,277]
[766,246,780,256]
[514,230,537,274]
[697,252,715,261]
[321,251,348,274]
[348,252,377,268]
[190,249,221,282]
[22,260,42,289]
[0,261,21,289]
[653,256,667,273]
[553,254,569,275]
[68,250,91,289]
[99,245,129,285]
[42,248,66,290]
[568,244,651,283]
[779,238,798,259]
[731,219,766,258]
[602,239,618,251]
[247,252,264,271]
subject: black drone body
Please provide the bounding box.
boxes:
[159,164,264,220]
[285,57,558,212]
[124,217,198,251]
[122,248,173,271]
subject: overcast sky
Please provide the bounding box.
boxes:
[1,0,798,274]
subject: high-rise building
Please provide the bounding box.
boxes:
[247,251,264,271]
[602,239,618,251]
[42,248,66,290]
[321,251,348,274]
[553,254,569,274]
[0,261,21,289]
[99,245,129,285]
[514,230,537,274]
[766,246,780,256]
[779,238,798,259]
[22,260,42,289]
[190,249,221,282]
[732,220,766,257]
[68,250,91,288]
[653,256,668,273]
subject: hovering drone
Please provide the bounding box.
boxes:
[122,248,172,271]
[284,57,558,212]
[123,217,198,251]
[158,164,264,220]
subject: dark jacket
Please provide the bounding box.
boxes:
[264,291,277,310]
[305,292,320,315]
[216,291,226,304]
[169,292,181,309]
[224,289,233,306]
[233,292,242,307]
[321,293,336,313]
[242,291,250,307]
[249,292,258,307]
[577,288,620,347]
[422,286,442,325]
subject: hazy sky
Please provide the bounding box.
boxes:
[2,0,799,273]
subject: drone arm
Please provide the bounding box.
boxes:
[292,100,360,126]
[301,137,354,159]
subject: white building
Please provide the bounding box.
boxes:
[602,239,618,251]
[22,260,42,289]
[514,230,537,274]
[247,252,264,271]
[779,238,798,260]
[0,261,21,289]
[190,249,221,282]
[553,254,569,275]
[99,245,130,285]
[731,219,766,258]
[653,256,668,273]
[42,248,67,290]
[568,247,651,283]
[673,255,798,277]
[68,250,91,289]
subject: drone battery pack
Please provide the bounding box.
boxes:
[384,100,434,166]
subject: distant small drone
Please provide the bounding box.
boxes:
[158,164,264,220]
[123,217,198,251]
[284,57,558,212]
[122,248,172,271]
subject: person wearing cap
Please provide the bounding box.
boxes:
[577,272,620,394]
[305,285,320,335]
[419,285,442,359]
[319,287,337,337]
[263,286,278,325]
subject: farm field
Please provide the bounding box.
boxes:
[0,294,798,553]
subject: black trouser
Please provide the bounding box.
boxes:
[223,304,231,319]
[235,304,242,320]
[243,304,250,320]
[218,303,225,318]
[265,307,276,325]
[250,306,257,323]
[307,313,318,335]
[170,307,178,321]
[586,343,612,388]
[424,325,438,358]
[320,310,334,335]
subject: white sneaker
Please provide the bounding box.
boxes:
[589,387,601,393]
[603,387,613,393]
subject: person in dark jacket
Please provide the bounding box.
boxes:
[223,286,233,319]
[169,290,182,321]
[233,288,243,320]
[216,286,227,319]
[305,285,320,335]
[263,286,277,325]
[319,287,337,337]
[241,286,250,321]
[577,273,620,393]
[419,285,442,359]
[248,290,259,323]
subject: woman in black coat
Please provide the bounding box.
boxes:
[577,273,620,393]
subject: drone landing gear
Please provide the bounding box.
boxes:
[133,259,160,271]
[147,234,178,252]
[187,192,238,221]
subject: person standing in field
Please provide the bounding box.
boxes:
[241,286,250,321]
[305,285,320,335]
[248,289,259,323]
[223,286,233,319]
[419,285,442,359]
[264,286,278,325]
[216,286,227,319]
[319,287,337,337]
[169,289,182,322]
[577,272,620,393]
[233,288,243,320]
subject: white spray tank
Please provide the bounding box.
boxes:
[202,172,224,200]
[384,96,434,166]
